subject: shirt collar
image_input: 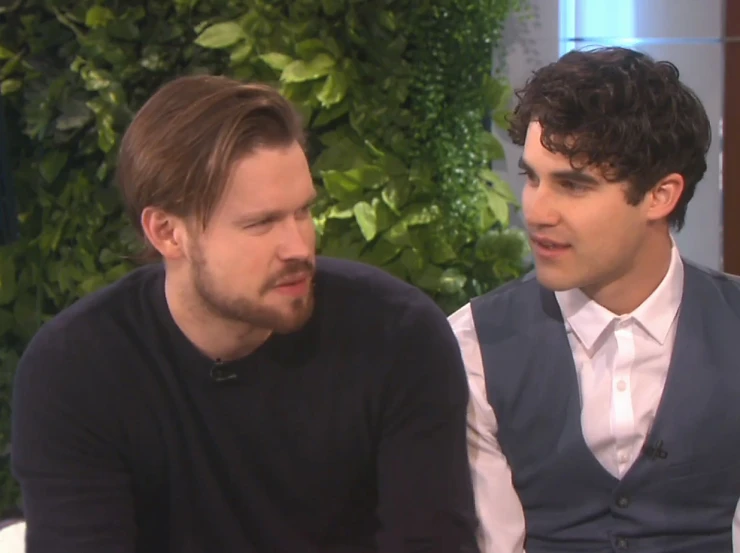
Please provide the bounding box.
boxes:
[554,240,684,352]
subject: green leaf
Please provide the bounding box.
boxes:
[428,235,457,264]
[259,52,293,71]
[229,40,254,64]
[281,54,335,83]
[378,11,397,32]
[383,221,412,247]
[415,264,444,292]
[486,190,510,226]
[439,268,467,294]
[195,22,245,49]
[353,201,377,241]
[85,6,115,28]
[325,205,354,219]
[0,46,14,60]
[40,151,68,183]
[312,100,349,127]
[345,166,387,189]
[373,198,396,231]
[320,170,363,202]
[480,168,518,203]
[316,71,349,107]
[295,39,329,59]
[56,99,92,131]
[382,178,411,213]
[362,239,401,265]
[400,247,424,276]
[321,0,345,16]
[402,204,440,226]
[0,79,21,95]
[481,132,506,161]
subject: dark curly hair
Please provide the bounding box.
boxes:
[508,47,711,230]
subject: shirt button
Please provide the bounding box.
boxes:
[618,452,629,464]
[615,536,629,549]
[616,496,630,508]
[616,380,627,392]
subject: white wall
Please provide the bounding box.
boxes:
[495,0,725,270]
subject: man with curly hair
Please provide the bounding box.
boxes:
[451,46,740,552]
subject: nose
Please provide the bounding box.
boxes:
[276,216,314,261]
[523,181,560,230]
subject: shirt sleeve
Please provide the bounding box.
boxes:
[373,295,480,553]
[11,325,137,553]
[449,303,527,553]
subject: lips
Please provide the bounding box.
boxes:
[531,235,570,250]
[529,234,572,259]
[273,273,311,287]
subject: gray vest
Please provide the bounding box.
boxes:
[471,261,740,553]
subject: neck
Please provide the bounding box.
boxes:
[582,230,674,315]
[164,275,271,362]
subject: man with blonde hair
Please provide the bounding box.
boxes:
[12,75,479,553]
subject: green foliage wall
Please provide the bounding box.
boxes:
[0,0,528,514]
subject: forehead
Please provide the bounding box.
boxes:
[219,143,313,206]
[523,121,606,178]
[523,122,571,169]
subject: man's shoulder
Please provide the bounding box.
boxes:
[20,263,162,365]
[315,255,440,315]
[472,270,541,310]
[683,259,740,313]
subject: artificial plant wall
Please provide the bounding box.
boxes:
[0,0,528,514]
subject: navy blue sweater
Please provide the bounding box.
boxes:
[11,256,479,553]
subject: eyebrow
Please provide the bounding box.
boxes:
[518,156,600,186]
[232,193,317,226]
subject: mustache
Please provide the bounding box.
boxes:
[263,260,316,290]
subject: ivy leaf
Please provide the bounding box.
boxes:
[383,221,412,247]
[85,6,115,28]
[195,22,245,49]
[439,268,467,294]
[428,235,457,264]
[321,0,345,17]
[321,170,362,202]
[400,247,424,276]
[259,52,293,71]
[480,131,506,161]
[281,54,335,83]
[401,203,440,226]
[316,71,348,107]
[362,239,401,265]
[416,264,444,292]
[312,100,349,127]
[40,151,68,183]
[0,79,21,95]
[480,168,519,204]
[353,201,377,241]
[381,178,411,213]
[230,40,254,64]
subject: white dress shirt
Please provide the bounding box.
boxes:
[449,243,740,553]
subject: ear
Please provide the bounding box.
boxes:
[645,173,685,223]
[140,207,188,260]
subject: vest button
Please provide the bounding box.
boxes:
[616,496,630,508]
[615,536,628,549]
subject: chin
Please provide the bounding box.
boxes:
[534,269,579,292]
[271,301,315,334]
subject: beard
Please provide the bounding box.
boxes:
[189,251,316,334]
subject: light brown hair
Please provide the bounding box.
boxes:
[115,74,305,259]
